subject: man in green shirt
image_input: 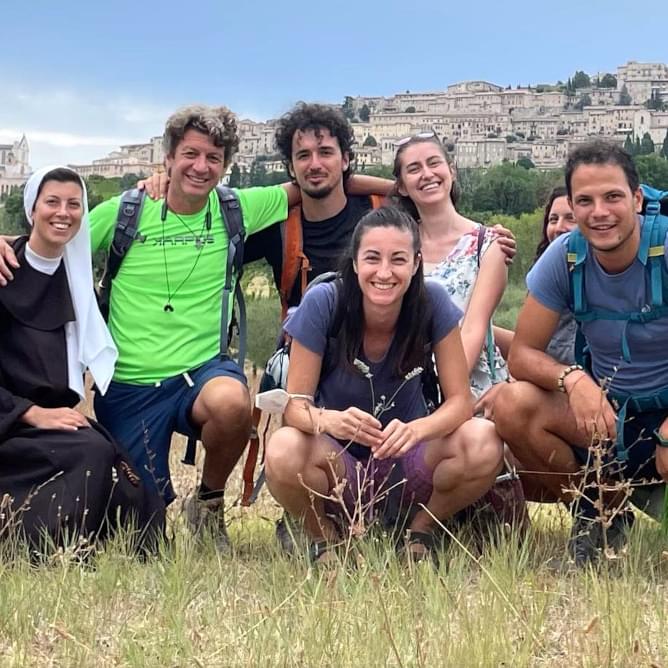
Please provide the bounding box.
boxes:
[90,105,290,550]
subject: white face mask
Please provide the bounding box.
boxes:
[255,389,314,414]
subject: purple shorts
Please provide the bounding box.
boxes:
[322,439,433,529]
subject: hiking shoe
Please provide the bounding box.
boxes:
[183,493,231,554]
[275,514,304,556]
[567,515,602,568]
[604,509,635,554]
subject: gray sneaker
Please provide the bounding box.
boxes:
[604,509,635,554]
[183,493,231,554]
[568,515,602,568]
[275,514,304,555]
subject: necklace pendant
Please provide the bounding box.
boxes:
[195,238,203,250]
[164,304,174,313]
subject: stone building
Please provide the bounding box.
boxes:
[617,62,668,105]
[0,135,31,197]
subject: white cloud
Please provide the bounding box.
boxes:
[0,81,171,168]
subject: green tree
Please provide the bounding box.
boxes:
[599,73,617,88]
[636,154,668,190]
[342,96,355,121]
[248,160,268,186]
[572,70,591,89]
[662,129,668,159]
[619,84,632,106]
[359,104,370,122]
[118,173,142,190]
[359,164,394,179]
[0,186,28,234]
[516,157,535,169]
[363,134,378,147]
[228,163,242,188]
[405,106,416,113]
[646,96,666,111]
[624,134,636,156]
[574,93,592,110]
[640,132,656,155]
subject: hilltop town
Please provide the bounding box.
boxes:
[2,60,668,193]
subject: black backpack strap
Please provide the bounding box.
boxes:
[215,186,246,366]
[182,187,245,470]
[98,189,146,320]
[475,223,486,267]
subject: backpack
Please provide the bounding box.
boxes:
[98,186,247,365]
[566,183,668,460]
[97,186,246,469]
[278,194,385,318]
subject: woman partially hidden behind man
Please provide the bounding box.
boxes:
[0,166,164,557]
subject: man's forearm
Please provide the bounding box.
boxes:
[508,344,569,393]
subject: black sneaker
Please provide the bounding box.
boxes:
[275,514,304,555]
[604,509,635,554]
[568,515,602,568]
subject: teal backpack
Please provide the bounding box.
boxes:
[566,184,668,460]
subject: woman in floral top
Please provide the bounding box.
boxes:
[391,135,527,530]
[391,134,509,399]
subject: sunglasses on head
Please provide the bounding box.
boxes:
[395,131,438,147]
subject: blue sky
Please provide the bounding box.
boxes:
[2,0,667,167]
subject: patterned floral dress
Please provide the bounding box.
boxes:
[425,223,509,398]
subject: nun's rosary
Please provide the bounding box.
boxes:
[160,198,212,312]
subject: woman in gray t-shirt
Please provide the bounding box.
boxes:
[532,186,578,365]
[263,207,504,564]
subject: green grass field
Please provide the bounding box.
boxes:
[3,238,667,667]
[1,398,668,667]
[2,457,668,667]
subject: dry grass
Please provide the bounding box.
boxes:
[1,378,667,666]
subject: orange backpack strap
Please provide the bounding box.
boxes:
[242,410,261,506]
[279,206,310,319]
[369,194,386,209]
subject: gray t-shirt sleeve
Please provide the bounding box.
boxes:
[284,282,337,356]
[525,234,571,313]
[425,279,463,344]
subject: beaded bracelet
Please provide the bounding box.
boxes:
[557,364,584,393]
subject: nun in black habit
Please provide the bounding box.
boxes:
[0,166,164,554]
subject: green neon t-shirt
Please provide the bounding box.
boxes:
[90,186,287,384]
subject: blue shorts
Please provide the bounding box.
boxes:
[572,408,666,485]
[94,356,246,503]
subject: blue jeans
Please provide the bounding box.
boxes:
[94,356,246,503]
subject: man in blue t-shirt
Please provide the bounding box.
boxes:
[494,140,668,567]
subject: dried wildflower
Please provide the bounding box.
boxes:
[353,358,373,378]
[404,366,423,381]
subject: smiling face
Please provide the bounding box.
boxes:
[165,129,226,209]
[354,225,419,309]
[546,195,576,243]
[569,163,642,256]
[396,140,453,211]
[289,128,349,199]
[29,179,84,257]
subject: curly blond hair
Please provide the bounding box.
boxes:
[163,105,239,169]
